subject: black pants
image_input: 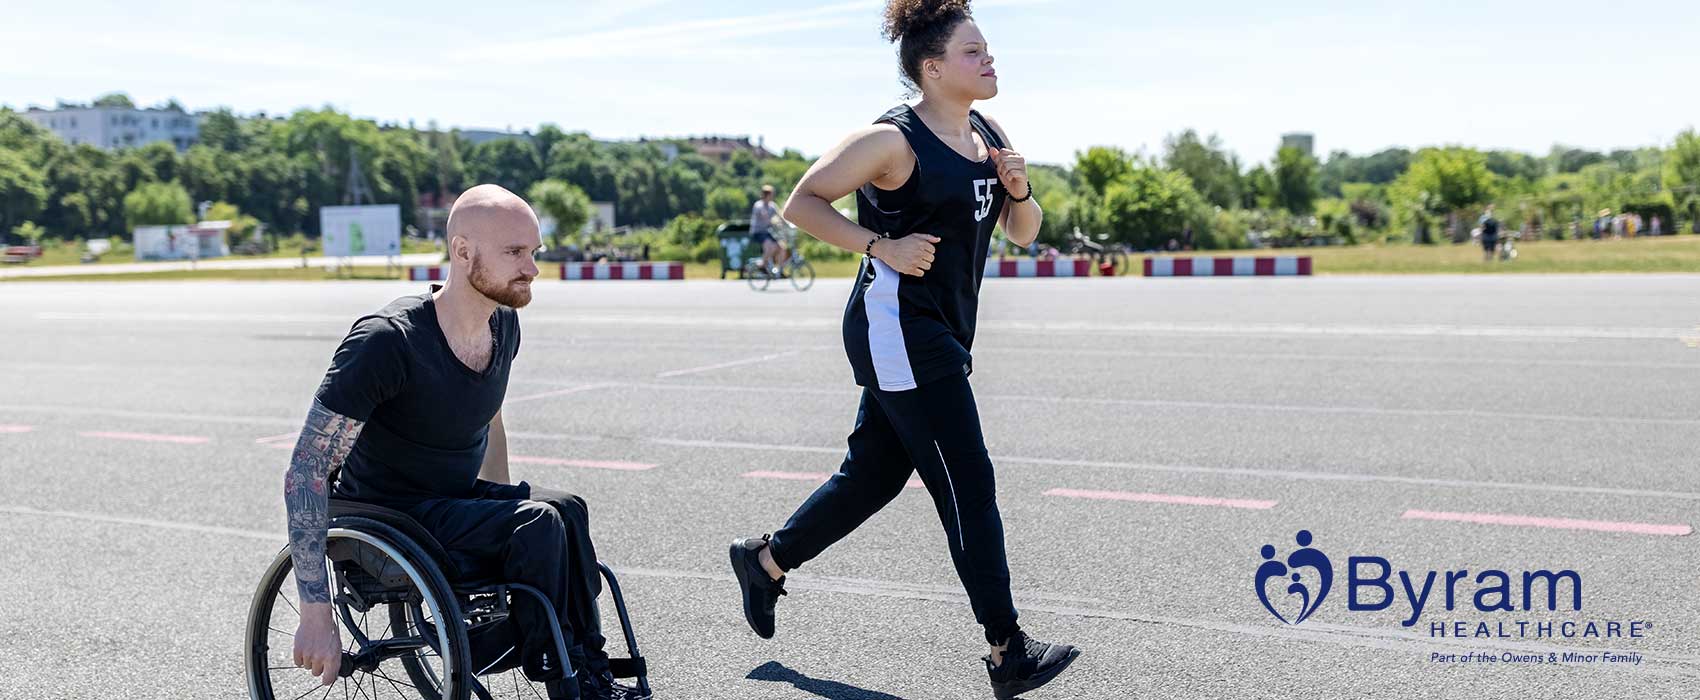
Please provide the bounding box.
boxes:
[767,371,1020,644]
[405,481,606,681]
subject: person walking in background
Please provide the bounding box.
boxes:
[1479,205,1500,262]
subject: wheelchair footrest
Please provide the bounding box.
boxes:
[607,656,647,679]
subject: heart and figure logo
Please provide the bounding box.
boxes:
[1255,530,1334,625]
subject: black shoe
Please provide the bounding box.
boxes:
[729,534,787,639]
[545,677,582,700]
[578,668,648,700]
[985,631,1080,700]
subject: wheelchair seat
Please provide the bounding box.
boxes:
[328,498,466,580]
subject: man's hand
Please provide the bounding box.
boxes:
[874,234,940,276]
[989,147,1029,200]
[293,603,342,686]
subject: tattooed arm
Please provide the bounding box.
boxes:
[285,399,365,685]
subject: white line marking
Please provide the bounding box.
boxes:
[648,437,1700,501]
[0,505,277,541]
[654,350,801,378]
[505,382,622,404]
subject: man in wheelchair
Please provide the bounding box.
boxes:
[280,185,644,700]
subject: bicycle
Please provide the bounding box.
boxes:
[1063,227,1129,276]
[744,224,816,291]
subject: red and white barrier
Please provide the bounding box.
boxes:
[407,265,448,281]
[1143,256,1311,277]
[560,261,685,280]
[1,245,43,263]
[983,257,1093,278]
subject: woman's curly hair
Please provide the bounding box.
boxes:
[882,0,973,93]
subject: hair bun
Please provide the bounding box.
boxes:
[882,0,972,43]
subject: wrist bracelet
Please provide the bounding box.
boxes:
[864,234,883,256]
[1009,181,1033,203]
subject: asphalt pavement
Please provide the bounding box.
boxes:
[1,273,1696,699]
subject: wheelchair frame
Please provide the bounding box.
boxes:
[244,506,651,700]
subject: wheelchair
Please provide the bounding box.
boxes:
[244,498,652,699]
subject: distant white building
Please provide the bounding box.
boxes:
[23,105,200,151]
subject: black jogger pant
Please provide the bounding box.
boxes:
[767,370,1020,644]
[405,481,607,681]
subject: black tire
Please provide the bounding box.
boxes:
[244,518,472,700]
[744,260,771,291]
[787,261,816,291]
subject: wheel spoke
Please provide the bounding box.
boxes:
[370,667,417,697]
[289,682,326,700]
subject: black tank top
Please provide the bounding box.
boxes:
[841,104,1007,391]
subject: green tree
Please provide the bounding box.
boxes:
[92,92,136,109]
[526,179,594,250]
[11,221,45,246]
[1074,146,1133,198]
[706,186,750,221]
[1273,146,1319,215]
[1243,164,1277,210]
[1163,130,1242,209]
[0,149,48,237]
[1391,147,1497,242]
[1664,129,1700,231]
[466,138,544,195]
[1100,165,1206,249]
[123,181,194,230]
[205,201,260,240]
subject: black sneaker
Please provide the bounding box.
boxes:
[985,631,1080,699]
[729,534,787,639]
[578,668,648,700]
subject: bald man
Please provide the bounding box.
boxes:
[285,185,636,699]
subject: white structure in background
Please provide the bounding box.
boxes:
[320,205,402,257]
[537,201,618,240]
[24,105,200,151]
[133,221,232,261]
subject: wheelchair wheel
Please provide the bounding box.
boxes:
[787,260,816,291]
[245,520,472,700]
[744,260,771,291]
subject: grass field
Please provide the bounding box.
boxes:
[5,236,1696,282]
[1171,234,1700,274]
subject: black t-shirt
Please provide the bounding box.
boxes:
[316,284,521,505]
[842,104,1007,391]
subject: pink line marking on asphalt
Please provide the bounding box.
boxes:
[1044,487,1278,510]
[254,432,297,445]
[0,425,35,434]
[741,470,924,488]
[510,455,656,471]
[79,431,210,445]
[1402,509,1692,537]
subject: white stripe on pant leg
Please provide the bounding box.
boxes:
[866,259,916,391]
[933,440,966,552]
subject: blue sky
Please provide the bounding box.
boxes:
[2,0,1696,165]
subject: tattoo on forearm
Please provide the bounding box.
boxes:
[284,401,365,604]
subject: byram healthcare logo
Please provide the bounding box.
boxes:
[1252,530,1652,641]
[1255,529,1332,625]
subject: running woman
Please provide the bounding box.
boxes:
[728,1,1079,697]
